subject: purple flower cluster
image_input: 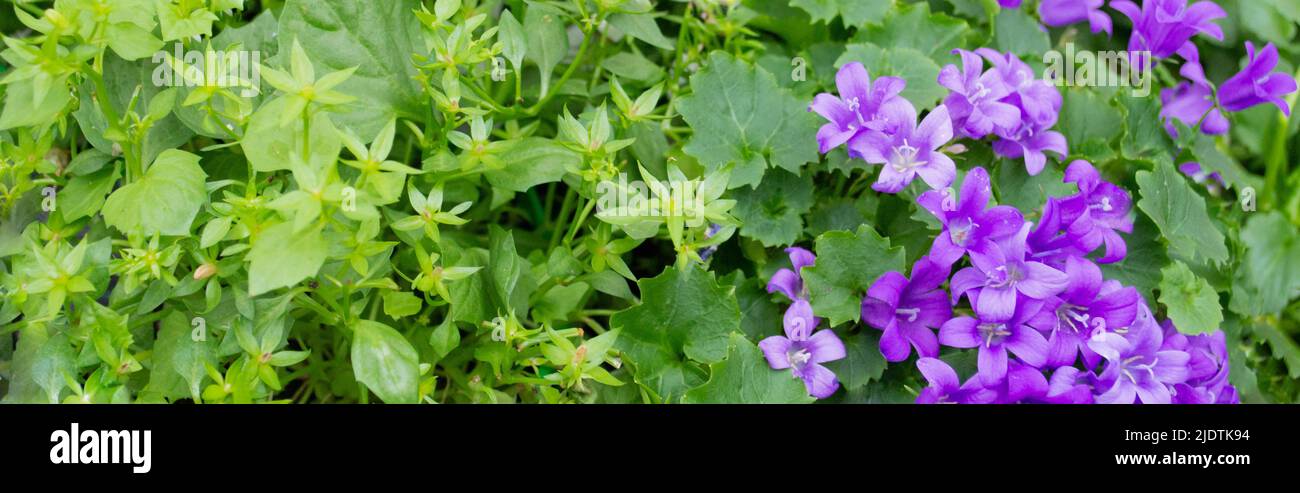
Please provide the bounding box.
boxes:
[940,49,1067,175]
[893,163,1237,403]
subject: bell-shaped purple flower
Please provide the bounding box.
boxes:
[938,49,1021,139]
[1160,80,1229,137]
[939,295,1051,385]
[1217,42,1298,116]
[1055,160,1134,263]
[1039,0,1112,34]
[1036,366,1097,404]
[859,105,956,193]
[861,257,952,362]
[1112,0,1226,59]
[977,48,1063,127]
[951,223,1070,321]
[810,62,917,156]
[915,357,998,404]
[1088,315,1190,404]
[916,166,1025,268]
[1162,322,1238,404]
[766,246,816,302]
[759,299,847,399]
[992,119,1069,176]
[1030,256,1142,369]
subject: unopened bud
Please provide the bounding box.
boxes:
[193,263,218,280]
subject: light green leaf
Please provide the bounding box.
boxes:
[852,2,970,59]
[1235,211,1300,314]
[247,222,327,296]
[791,0,893,26]
[59,166,121,221]
[484,138,581,192]
[102,149,208,236]
[351,320,420,404]
[993,8,1050,57]
[1158,261,1223,336]
[383,291,424,318]
[733,168,814,247]
[524,2,570,97]
[607,12,675,50]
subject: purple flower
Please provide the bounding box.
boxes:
[998,0,1022,7]
[759,299,847,399]
[1112,0,1226,59]
[1162,322,1238,404]
[1037,366,1097,404]
[1055,160,1134,263]
[939,295,1050,385]
[860,105,956,193]
[1088,314,1190,404]
[1160,80,1229,137]
[1039,0,1112,34]
[951,223,1070,321]
[1030,256,1142,369]
[1178,162,1226,191]
[992,119,1069,176]
[985,360,1051,403]
[810,62,916,156]
[915,357,998,404]
[916,166,1025,268]
[861,257,952,362]
[767,247,816,302]
[977,49,1062,127]
[938,49,1021,139]
[1218,42,1298,116]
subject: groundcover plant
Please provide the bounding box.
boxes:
[0,0,1297,404]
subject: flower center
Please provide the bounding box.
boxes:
[978,322,1011,347]
[1090,196,1114,212]
[950,217,977,246]
[891,139,927,171]
[987,264,1022,289]
[895,307,920,323]
[787,347,812,369]
[1056,303,1089,334]
[1120,355,1158,384]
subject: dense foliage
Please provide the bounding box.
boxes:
[0,0,1297,404]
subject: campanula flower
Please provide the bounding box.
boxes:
[1160,80,1229,137]
[1037,366,1097,404]
[861,257,952,362]
[860,105,956,193]
[1178,162,1226,192]
[1030,256,1141,369]
[1039,0,1112,34]
[767,246,816,302]
[977,48,1062,127]
[916,166,1025,268]
[1055,160,1134,263]
[759,299,847,399]
[950,223,1070,321]
[1112,0,1226,58]
[938,49,1020,139]
[939,294,1050,385]
[914,357,998,404]
[1088,314,1190,404]
[1162,321,1238,404]
[810,62,916,156]
[1217,41,1298,116]
[992,119,1069,176]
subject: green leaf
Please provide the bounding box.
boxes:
[59,166,121,221]
[73,54,194,166]
[279,0,426,137]
[241,96,344,172]
[607,13,675,50]
[0,77,70,130]
[1158,261,1223,336]
[351,320,420,404]
[1099,214,1168,304]
[677,52,820,189]
[1235,211,1300,314]
[993,158,1074,213]
[247,222,327,296]
[383,291,424,319]
[993,8,1050,57]
[611,266,740,401]
[144,311,216,402]
[733,168,814,247]
[836,43,945,109]
[532,282,590,323]
[1058,88,1123,162]
[498,10,527,73]
[1135,160,1230,264]
[802,225,906,326]
[524,2,570,97]
[1120,94,1175,159]
[484,138,581,192]
[824,329,887,390]
[736,274,784,343]
[791,0,892,27]
[852,2,970,59]
[102,149,208,236]
[683,333,815,404]
[2,326,75,403]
